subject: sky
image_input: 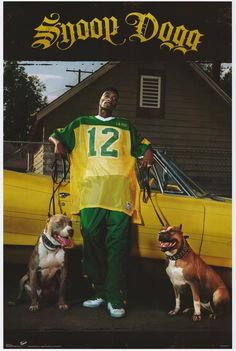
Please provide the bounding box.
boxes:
[20,61,107,103]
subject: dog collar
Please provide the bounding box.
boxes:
[168,241,190,261]
[42,233,61,251]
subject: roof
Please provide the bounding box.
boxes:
[36,60,231,122]
[36,61,120,121]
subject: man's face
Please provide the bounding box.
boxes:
[99,90,119,111]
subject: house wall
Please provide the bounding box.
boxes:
[33,144,55,175]
[43,61,231,148]
[40,61,231,196]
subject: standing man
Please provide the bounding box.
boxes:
[49,87,153,318]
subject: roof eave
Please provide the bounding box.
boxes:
[36,61,120,120]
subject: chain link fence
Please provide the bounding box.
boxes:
[4,141,232,197]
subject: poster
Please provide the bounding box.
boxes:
[3,1,232,349]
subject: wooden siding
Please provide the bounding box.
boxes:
[33,144,55,175]
[42,61,231,148]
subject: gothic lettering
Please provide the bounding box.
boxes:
[125,12,158,43]
[31,11,204,55]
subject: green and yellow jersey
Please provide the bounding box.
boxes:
[51,115,150,223]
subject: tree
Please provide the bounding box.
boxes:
[4,61,48,141]
[197,62,232,97]
[220,66,232,97]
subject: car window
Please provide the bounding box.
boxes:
[136,160,185,194]
[147,166,161,191]
[154,162,184,194]
[162,154,206,197]
[136,163,161,191]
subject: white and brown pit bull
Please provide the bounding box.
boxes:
[159,225,230,321]
[16,214,74,312]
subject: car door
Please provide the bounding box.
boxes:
[4,170,53,246]
[131,162,205,260]
[4,169,82,251]
[57,184,83,246]
[201,199,232,268]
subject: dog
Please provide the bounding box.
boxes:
[158,225,230,321]
[15,214,74,312]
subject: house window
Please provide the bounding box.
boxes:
[137,70,165,118]
[140,75,161,109]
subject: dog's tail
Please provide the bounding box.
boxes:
[8,274,29,306]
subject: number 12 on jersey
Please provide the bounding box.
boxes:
[88,127,120,158]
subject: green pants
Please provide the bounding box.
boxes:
[80,208,130,306]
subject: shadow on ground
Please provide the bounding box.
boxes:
[4,250,232,348]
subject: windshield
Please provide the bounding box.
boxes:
[155,150,206,197]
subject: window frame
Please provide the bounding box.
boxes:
[139,75,162,109]
[137,69,165,118]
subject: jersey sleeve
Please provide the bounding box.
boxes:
[130,123,151,158]
[50,119,79,152]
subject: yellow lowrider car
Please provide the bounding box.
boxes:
[4,149,232,269]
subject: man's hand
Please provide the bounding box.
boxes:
[49,137,67,158]
[141,147,154,168]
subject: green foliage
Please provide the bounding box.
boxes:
[4,61,48,141]
[220,66,232,96]
[197,62,232,97]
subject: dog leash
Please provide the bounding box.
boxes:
[140,166,169,227]
[48,156,70,216]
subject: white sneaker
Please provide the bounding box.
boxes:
[82,298,105,308]
[107,302,126,318]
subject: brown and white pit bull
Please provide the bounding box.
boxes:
[16,214,74,312]
[158,225,230,321]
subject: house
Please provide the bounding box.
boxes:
[31,60,232,196]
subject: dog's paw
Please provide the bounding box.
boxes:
[209,313,216,320]
[192,314,201,322]
[29,304,39,312]
[58,303,69,311]
[168,309,179,316]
